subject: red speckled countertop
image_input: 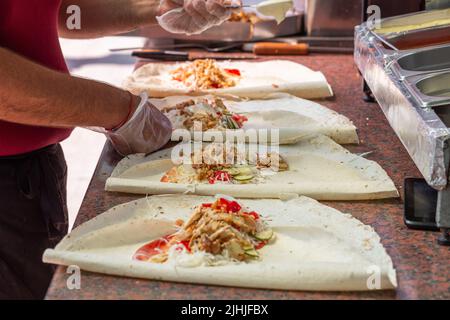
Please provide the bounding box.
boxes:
[45,54,450,300]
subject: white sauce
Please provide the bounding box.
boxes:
[255,0,293,24]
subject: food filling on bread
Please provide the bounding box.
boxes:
[162,97,248,130]
[170,59,241,90]
[133,197,274,265]
[161,144,289,185]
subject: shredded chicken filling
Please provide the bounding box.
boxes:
[162,98,247,131]
[229,11,263,24]
[134,198,273,264]
[161,144,289,184]
[170,59,240,90]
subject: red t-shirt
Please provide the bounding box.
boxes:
[0,0,73,156]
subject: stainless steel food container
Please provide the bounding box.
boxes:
[355,9,450,190]
[416,71,450,98]
[395,45,450,76]
[305,0,362,36]
[374,8,450,35]
[387,43,450,81]
[305,0,426,37]
[381,24,450,50]
[405,70,450,108]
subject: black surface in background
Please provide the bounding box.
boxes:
[404,178,439,231]
[0,300,446,318]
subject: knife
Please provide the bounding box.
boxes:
[131,49,255,61]
[246,42,354,55]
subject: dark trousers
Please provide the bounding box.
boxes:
[0,144,68,299]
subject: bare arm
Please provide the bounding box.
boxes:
[58,0,162,39]
[0,47,135,129]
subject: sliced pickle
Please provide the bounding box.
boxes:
[233,174,254,181]
[237,167,253,176]
[224,167,242,176]
[254,229,273,241]
[244,249,259,258]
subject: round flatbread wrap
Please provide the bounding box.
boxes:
[43,195,397,291]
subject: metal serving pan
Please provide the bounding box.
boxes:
[132,14,303,43]
[405,70,450,108]
[355,15,450,190]
[389,44,450,79]
[305,0,362,36]
[381,24,450,50]
[397,44,450,73]
[416,71,450,98]
[374,8,450,36]
[356,9,450,235]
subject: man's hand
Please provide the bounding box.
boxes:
[157,0,235,35]
[106,94,172,156]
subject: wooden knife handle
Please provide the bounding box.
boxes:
[253,42,309,55]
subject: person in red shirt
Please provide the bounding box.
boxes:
[0,0,233,299]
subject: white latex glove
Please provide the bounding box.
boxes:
[157,0,238,35]
[106,93,172,156]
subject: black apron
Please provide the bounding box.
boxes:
[0,144,68,299]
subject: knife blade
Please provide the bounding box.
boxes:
[131,49,255,61]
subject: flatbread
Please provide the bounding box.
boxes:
[124,60,333,99]
[151,93,358,145]
[106,135,398,200]
[43,194,397,291]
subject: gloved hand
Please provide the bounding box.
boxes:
[106,93,172,156]
[157,0,238,35]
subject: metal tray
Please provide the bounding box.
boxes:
[374,8,450,36]
[390,44,450,79]
[416,71,450,98]
[381,24,450,50]
[132,14,303,43]
[355,16,450,190]
[305,0,362,37]
[356,9,450,234]
[405,70,450,108]
[398,44,450,73]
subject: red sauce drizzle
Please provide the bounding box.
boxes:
[134,199,264,262]
[133,234,174,261]
[225,68,241,76]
